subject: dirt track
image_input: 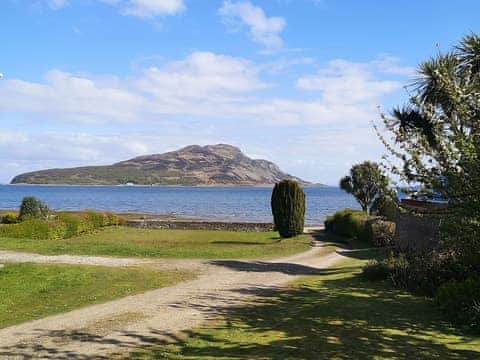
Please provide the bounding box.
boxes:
[0,239,345,359]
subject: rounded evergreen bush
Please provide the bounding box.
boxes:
[271,180,306,238]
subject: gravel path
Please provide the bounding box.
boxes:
[0,240,345,359]
[0,251,149,267]
[0,250,211,271]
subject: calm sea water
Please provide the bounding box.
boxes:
[0,185,359,225]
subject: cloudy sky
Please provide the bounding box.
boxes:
[1,0,479,185]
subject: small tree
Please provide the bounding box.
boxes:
[18,196,49,221]
[271,180,306,238]
[340,161,390,215]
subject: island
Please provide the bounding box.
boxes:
[11,144,315,186]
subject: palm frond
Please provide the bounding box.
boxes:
[391,106,438,148]
[456,33,480,75]
[413,53,458,107]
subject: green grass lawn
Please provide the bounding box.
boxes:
[0,263,192,329]
[130,246,480,360]
[0,227,310,259]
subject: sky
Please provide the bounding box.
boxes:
[1,0,479,185]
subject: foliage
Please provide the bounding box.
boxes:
[0,211,123,240]
[0,219,65,240]
[1,213,18,224]
[324,209,368,240]
[362,259,391,281]
[436,278,480,333]
[364,250,464,296]
[56,213,84,238]
[85,210,106,228]
[365,250,480,333]
[371,194,399,221]
[376,33,480,275]
[362,218,396,247]
[18,196,49,221]
[271,180,306,238]
[339,161,391,215]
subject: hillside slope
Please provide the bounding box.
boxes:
[11,144,312,186]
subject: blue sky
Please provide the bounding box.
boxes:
[1,0,479,184]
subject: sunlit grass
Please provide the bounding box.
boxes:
[130,242,480,359]
[0,227,310,259]
[0,263,193,328]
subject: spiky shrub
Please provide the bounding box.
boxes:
[271,180,305,238]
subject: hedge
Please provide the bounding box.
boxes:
[0,211,123,240]
[325,209,395,246]
[324,209,368,239]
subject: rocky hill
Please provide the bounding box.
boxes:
[11,144,312,186]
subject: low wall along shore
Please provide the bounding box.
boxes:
[125,219,274,232]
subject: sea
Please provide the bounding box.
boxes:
[0,185,360,226]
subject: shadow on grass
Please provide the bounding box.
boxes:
[211,240,282,246]
[1,268,478,359]
[311,229,383,261]
[1,233,478,359]
[129,270,479,360]
[209,259,358,276]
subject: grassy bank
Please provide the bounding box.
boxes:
[0,263,192,328]
[130,245,480,359]
[0,227,310,259]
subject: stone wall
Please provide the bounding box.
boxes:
[393,212,443,252]
[392,200,448,252]
[125,219,274,232]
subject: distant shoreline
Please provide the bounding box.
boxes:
[0,185,350,225]
[3,183,330,188]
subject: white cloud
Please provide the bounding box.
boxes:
[0,52,267,123]
[0,70,145,123]
[262,57,315,73]
[0,53,409,184]
[219,1,286,51]
[0,53,402,126]
[102,0,185,18]
[47,0,67,9]
[46,0,185,17]
[0,130,218,183]
[0,131,191,164]
[373,55,416,76]
[136,52,267,100]
[297,59,401,104]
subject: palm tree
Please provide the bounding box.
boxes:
[391,34,480,144]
